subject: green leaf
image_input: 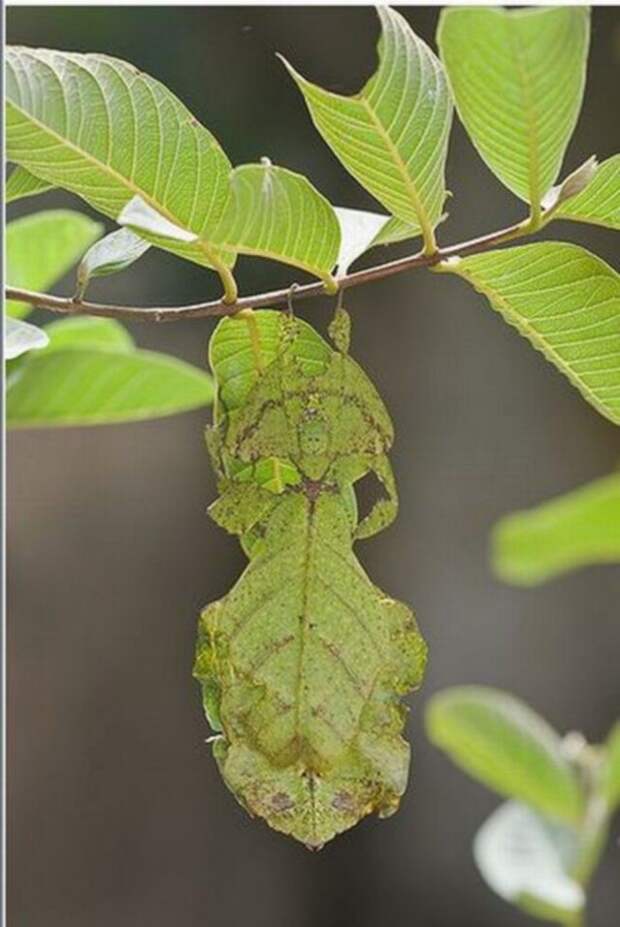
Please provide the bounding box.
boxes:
[601,722,620,811]
[7,315,208,427]
[541,156,599,215]
[372,213,426,248]
[553,155,620,230]
[474,801,584,922]
[5,164,53,203]
[121,162,340,284]
[7,347,214,427]
[426,687,584,823]
[437,7,590,211]
[213,162,340,284]
[437,243,620,425]
[492,473,620,586]
[42,315,135,354]
[282,7,452,253]
[6,209,103,319]
[5,47,236,290]
[117,194,207,244]
[5,316,49,360]
[334,207,420,274]
[76,227,150,297]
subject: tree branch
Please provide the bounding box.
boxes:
[4,216,533,323]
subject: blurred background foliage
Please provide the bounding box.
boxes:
[6,6,620,927]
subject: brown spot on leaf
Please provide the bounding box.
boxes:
[271,792,294,812]
[332,791,356,813]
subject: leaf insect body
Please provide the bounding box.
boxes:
[194,309,427,847]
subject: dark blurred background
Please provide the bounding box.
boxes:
[7,6,620,926]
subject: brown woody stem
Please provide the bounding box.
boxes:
[4,216,533,324]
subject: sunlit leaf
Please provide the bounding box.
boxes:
[5,164,53,203]
[6,347,214,427]
[6,209,103,319]
[117,195,200,243]
[334,207,420,274]
[5,47,236,285]
[474,801,584,922]
[214,162,340,283]
[437,7,590,210]
[372,214,426,248]
[553,155,620,230]
[5,316,49,360]
[76,227,150,297]
[282,7,452,251]
[335,209,388,275]
[541,156,599,215]
[426,687,584,823]
[121,162,340,283]
[492,473,620,585]
[437,243,620,425]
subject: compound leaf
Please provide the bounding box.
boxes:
[492,473,620,585]
[474,801,584,922]
[437,7,590,210]
[282,7,452,252]
[5,316,49,360]
[426,687,584,823]
[6,209,103,319]
[76,227,150,297]
[438,243,620,425]
[5,47,236,284]
[553,155,620,230]
[5,164,53,203]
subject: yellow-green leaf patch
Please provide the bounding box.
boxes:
[492,473,620,585]
[6,210,103,318]
[5,47,235,285]
[553,155,620,230]
[438,243,620,425]
[426,687,584,823]
[438,7,590,211]
[283,7,452,253]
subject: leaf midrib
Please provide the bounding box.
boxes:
[6,96,227,271]
[457,264,619,424]
[294,498,315,750]
[505,20,541,208]
[360,96,434,247]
